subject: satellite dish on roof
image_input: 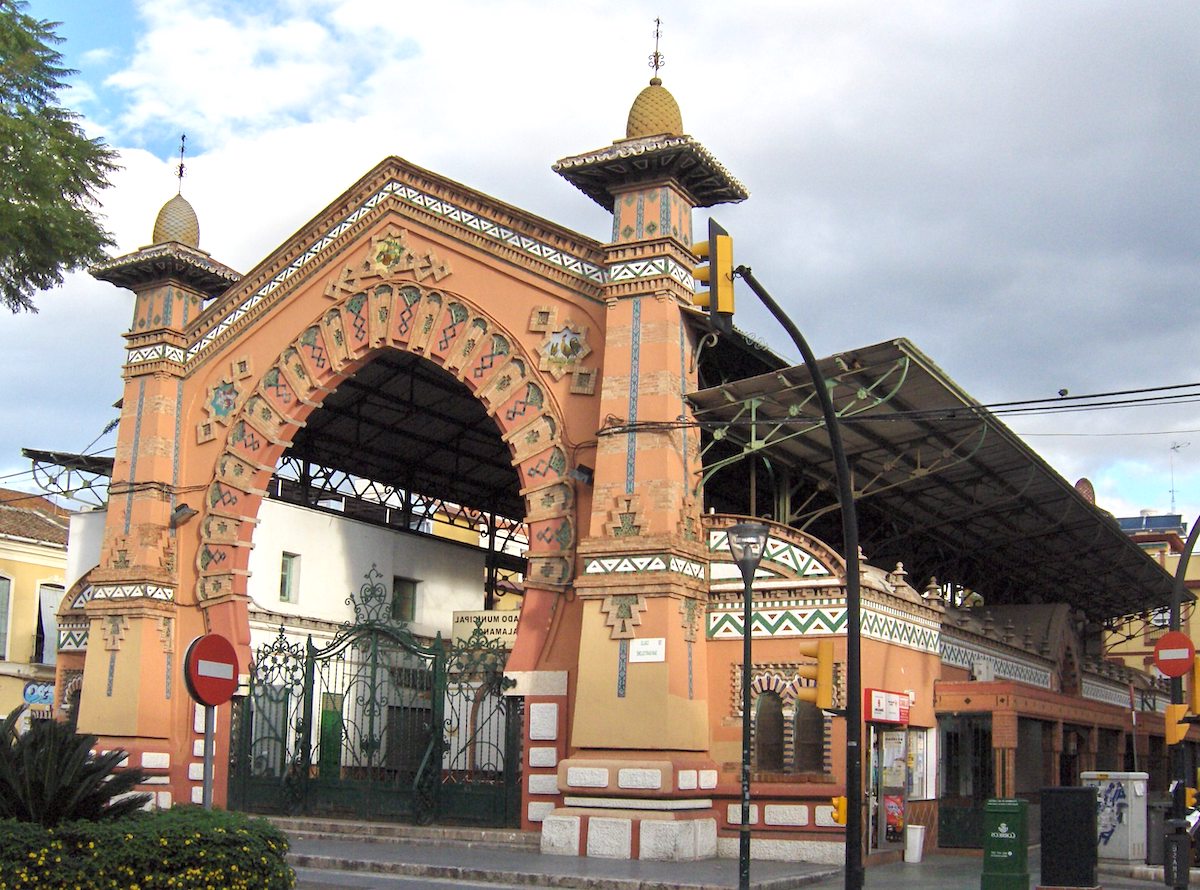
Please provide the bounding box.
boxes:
[1075,478,1096,504]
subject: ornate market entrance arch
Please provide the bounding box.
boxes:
[72,153,608,821]
[194,273,576,612]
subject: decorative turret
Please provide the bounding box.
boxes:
[91,137,239,307]
[554,57,747,231]
[625,77,683,139]
[151,193,200,248]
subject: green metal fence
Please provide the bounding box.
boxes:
[228,566,521,827]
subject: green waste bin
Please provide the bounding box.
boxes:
[981,798,1029,890]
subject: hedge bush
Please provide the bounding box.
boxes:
[0,806,295,889]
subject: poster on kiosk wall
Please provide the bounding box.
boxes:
[865,688,911,845]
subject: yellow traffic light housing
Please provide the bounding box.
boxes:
[1166,702,1190,745]
[795,638,836,710]
[693,217,735,330]
[831,795,848,825]
[1191,656,1200,713]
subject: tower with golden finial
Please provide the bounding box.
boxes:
[77,137,240,743]
[544,20,748,860]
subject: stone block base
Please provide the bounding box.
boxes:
[541,806,717,861]
[716,835,843,864]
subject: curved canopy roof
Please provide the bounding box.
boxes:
[688,337,1179,623]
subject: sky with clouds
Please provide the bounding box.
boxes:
[5,0,1200,524]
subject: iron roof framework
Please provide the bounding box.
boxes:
[27,353,529,606]
[687,338,1180,625]
[26,352,525,522]
[22,449,114,508]
[285,351,524,522]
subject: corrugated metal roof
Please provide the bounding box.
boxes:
[688,338,1178,622]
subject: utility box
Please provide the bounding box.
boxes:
[1081,771,1148,861]
[1148,799,1171,865]
[981,798,1029,890]
[1040,787,1098,889]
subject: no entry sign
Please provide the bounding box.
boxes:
[1153,630,1196,678]
[184,634,240,706]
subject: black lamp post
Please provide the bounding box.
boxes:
[728,520,770,890]
[734,265,864,889]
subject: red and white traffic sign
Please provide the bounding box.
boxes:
[184,633,240,706]
[1153,630,1196,678]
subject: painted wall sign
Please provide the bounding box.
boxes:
[629,637,666,663]
[22,681,53,706]
[865,688,911,724]
[452,610,519,648]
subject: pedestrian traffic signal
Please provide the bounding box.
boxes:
[1166,702,1190,745]
[693,217,734,330]
[794,638,835,710]
[831,795,848,825]
[1187,787,1198,809]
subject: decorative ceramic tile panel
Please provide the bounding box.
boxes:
[1082,679,1138,708]
[708,528,834,580]
[939,639,1053,688]
[608,257,696,287]
[164,179,605,370]
[57,622,89,651]
[708,605,845,639]
[88,584,175,603]
[860,611,941,654]
[584,554,704,578]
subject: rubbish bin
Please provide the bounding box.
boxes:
[1147,800,1171,865]
[904,824,925,863]
[981,799,1028,890]
[1164,818,1191,889]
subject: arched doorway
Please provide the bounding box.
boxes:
[189,270,581,819]
[222,340,535,825]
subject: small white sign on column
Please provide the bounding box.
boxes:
[629,637,666,663]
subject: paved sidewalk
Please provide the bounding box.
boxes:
[288,833,838,889]
[285,824,1187,890]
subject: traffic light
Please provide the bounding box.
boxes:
[830,795,848,825]
[795,638,835,710]
[1166,702,1190,745]
[1187,787,1198,809]
[693,217,735,330]
[1191,656,1200,713]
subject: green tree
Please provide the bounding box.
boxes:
[0,0,117,313]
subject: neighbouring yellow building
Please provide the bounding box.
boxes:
[0,489,68,722]
[1106,513,1200,683]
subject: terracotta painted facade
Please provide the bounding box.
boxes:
[58,77,1188,866]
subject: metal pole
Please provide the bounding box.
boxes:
[202,704,215,810]
[735,266,865,889]
[740,568,753,890]
[1168,516,1200,887]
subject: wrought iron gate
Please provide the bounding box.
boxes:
[228,567,522,826]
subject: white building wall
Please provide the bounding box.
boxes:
[66,510,105,591]
[245,499,487,638]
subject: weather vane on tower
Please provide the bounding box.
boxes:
[649,17,665,77]
[175,134,187,195]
